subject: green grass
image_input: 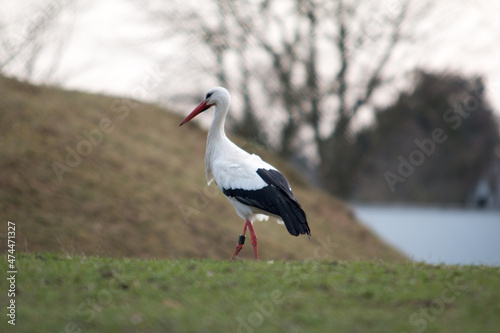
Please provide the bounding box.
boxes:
[1,254,499,333]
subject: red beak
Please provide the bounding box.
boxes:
[179,100,212,126]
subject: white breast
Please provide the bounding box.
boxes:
[206,134,275,190]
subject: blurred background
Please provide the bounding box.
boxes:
[2,0,499,265]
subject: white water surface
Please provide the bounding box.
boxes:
[353,205,500,266]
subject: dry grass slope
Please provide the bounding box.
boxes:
[0,75,404,261]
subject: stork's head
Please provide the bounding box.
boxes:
[179,87,230,126]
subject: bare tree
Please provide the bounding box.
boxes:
[0,1,78,84]
[314,0,416,195]
[139,0,429,197]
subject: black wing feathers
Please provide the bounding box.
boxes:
[222,168,310,237]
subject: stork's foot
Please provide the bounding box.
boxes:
[231,244,244,260]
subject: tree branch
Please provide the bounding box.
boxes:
[350,0,410,116]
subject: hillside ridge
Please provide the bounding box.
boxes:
[0,75,404,261]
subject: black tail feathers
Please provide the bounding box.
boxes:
[278,195,310,237]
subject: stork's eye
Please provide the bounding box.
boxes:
[205,92,214,100]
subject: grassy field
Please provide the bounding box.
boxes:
[3,75,498,332]
[0,74,403,262]
[1,254,499,333]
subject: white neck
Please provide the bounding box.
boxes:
[205,98,237,183]
[208,102,229,143]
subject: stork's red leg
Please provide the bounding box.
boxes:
[230,236,245,260]
[246,220,259,261]
[231,220,252,260]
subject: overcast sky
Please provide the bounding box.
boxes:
[3,0,500,118]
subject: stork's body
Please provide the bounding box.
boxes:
[180,87,310,260]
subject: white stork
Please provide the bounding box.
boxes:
[179,87,310,260]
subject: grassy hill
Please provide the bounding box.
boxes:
[0,75,403,261]
[1,254,499,332]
